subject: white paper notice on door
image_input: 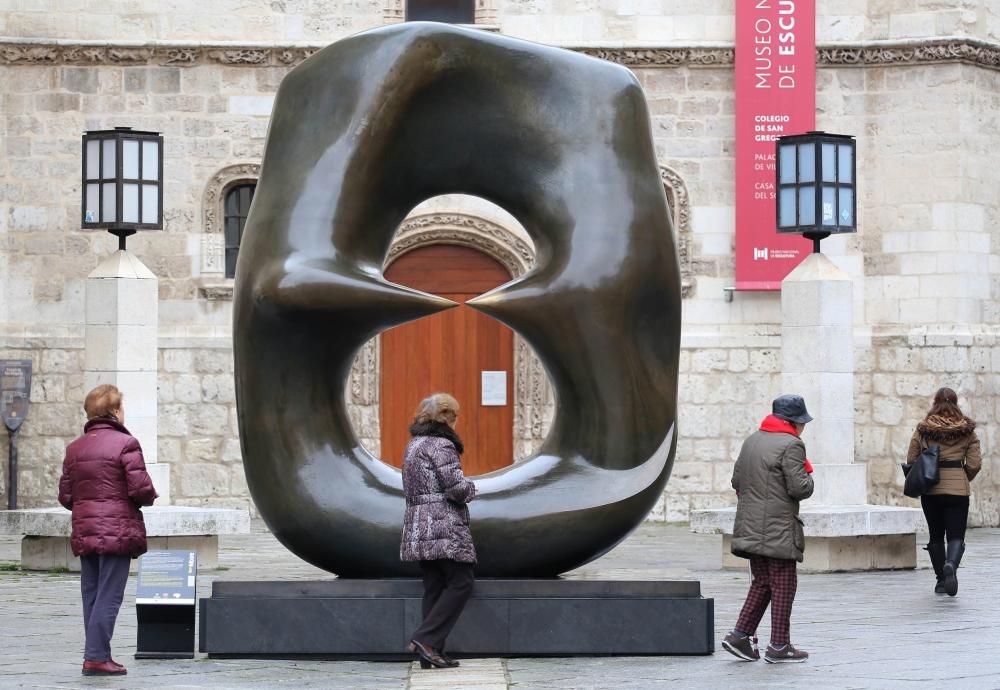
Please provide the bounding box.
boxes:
[481,371,507,406]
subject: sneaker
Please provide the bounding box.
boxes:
[764,643,809,663]
[721,631,760,661]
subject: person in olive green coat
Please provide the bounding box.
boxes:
[905,387,981,597]
[722,395,815,665]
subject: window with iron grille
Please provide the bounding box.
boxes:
[406,0,474,23]
[224,183,255,279]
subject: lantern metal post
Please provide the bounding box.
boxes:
[775,131,857,252]
[81,127,164,249]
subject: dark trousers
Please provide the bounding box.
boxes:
[921,494,970,544]
[734,556,798,646]
[411,559,475,651]
[80,553,131,662]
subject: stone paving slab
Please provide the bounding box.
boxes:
[1,525,999,689]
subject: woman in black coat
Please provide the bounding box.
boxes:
[400,393,477,669]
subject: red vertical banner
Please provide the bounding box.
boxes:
[735,0,816,290]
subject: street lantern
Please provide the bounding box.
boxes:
[776,131,856,253]
[81,127,163,250]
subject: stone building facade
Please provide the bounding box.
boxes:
[1,1,999,525]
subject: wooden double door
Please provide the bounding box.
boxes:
[380,244,514,476]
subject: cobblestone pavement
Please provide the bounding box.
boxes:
[2,524,999,689]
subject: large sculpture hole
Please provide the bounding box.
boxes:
[346,195,554,475]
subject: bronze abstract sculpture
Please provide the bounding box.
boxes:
[233,22,681,576]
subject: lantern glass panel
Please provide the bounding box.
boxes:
[798,143,815,183]
[142,184,158,223]
[821,186,836,226]
[86,140,99,180]
[101,183,117,223]
[838,144,853,183]
[142,140,159,181]
[123,183,139,223]
[779,144,796,184]
[101,139,116,178]
[821,143,836,182]
[123,139,140,179]
[838,187,854,226]
[798,186,815,225]
[779,188,796,227]
[85,184,99,222]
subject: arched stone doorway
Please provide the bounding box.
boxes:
[380,244,515,474]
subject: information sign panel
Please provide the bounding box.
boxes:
[137,550,197,605]
[1,360,32,433]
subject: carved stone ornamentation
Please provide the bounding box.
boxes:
[3,38,999,71]
[818,40,1000,70]
[107,47,153,63]
[62,46,106,63]
[209,49,270,65]
[1,45,59,63]
[202,163,261,249]
[659,165,694,298]
[579,47,733,67]
[386,213,534,277]
[159,48,199,65]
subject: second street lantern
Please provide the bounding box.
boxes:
[776,131,857,253]
[81,127,164,249]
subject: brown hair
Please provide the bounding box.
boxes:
[927,387,964,420]
[412,393,459,426]
[84,384,123,420]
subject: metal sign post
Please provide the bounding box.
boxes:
[1,360,32,510]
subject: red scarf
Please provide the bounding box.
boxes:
[759,415,813,473]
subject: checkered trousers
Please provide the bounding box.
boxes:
[734,556,798,646]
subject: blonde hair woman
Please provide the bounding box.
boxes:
[399,393,477,669]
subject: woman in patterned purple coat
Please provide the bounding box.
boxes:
[400,393,477,669]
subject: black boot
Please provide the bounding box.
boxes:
[926,543,946,594]
[942,540,965,597]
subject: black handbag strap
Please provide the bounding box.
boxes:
[918,432,963,468]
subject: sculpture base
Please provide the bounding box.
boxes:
[199,579,714,657]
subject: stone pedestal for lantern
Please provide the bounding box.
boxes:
[1,250,250,571]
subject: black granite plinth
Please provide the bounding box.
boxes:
[199,579,714,657]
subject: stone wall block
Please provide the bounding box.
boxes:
[748,350,779,373]
[157,438,182,465]
[178,463,230,498]
[185,438,220,463]
[40,349,80,375]
[677,405,721,438]
[690,350,727,373]
[872,397,904,426]
[194,349,232,374]
[189,404,229,436]
[202,375,236,403]
[221,438,243,464]
[664,492,692,523]
[922,346,970,373]
[30,375,66,404]
[60,67,99,93]
[159,405,190,437]
[173,375,203,404]
[163,349,194,373]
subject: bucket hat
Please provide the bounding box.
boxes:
[772,394,813,424]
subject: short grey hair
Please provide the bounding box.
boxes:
[412,393,460,425]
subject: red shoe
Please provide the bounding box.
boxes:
[82,660,127,676]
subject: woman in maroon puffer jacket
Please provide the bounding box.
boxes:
[58,384,157,677]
